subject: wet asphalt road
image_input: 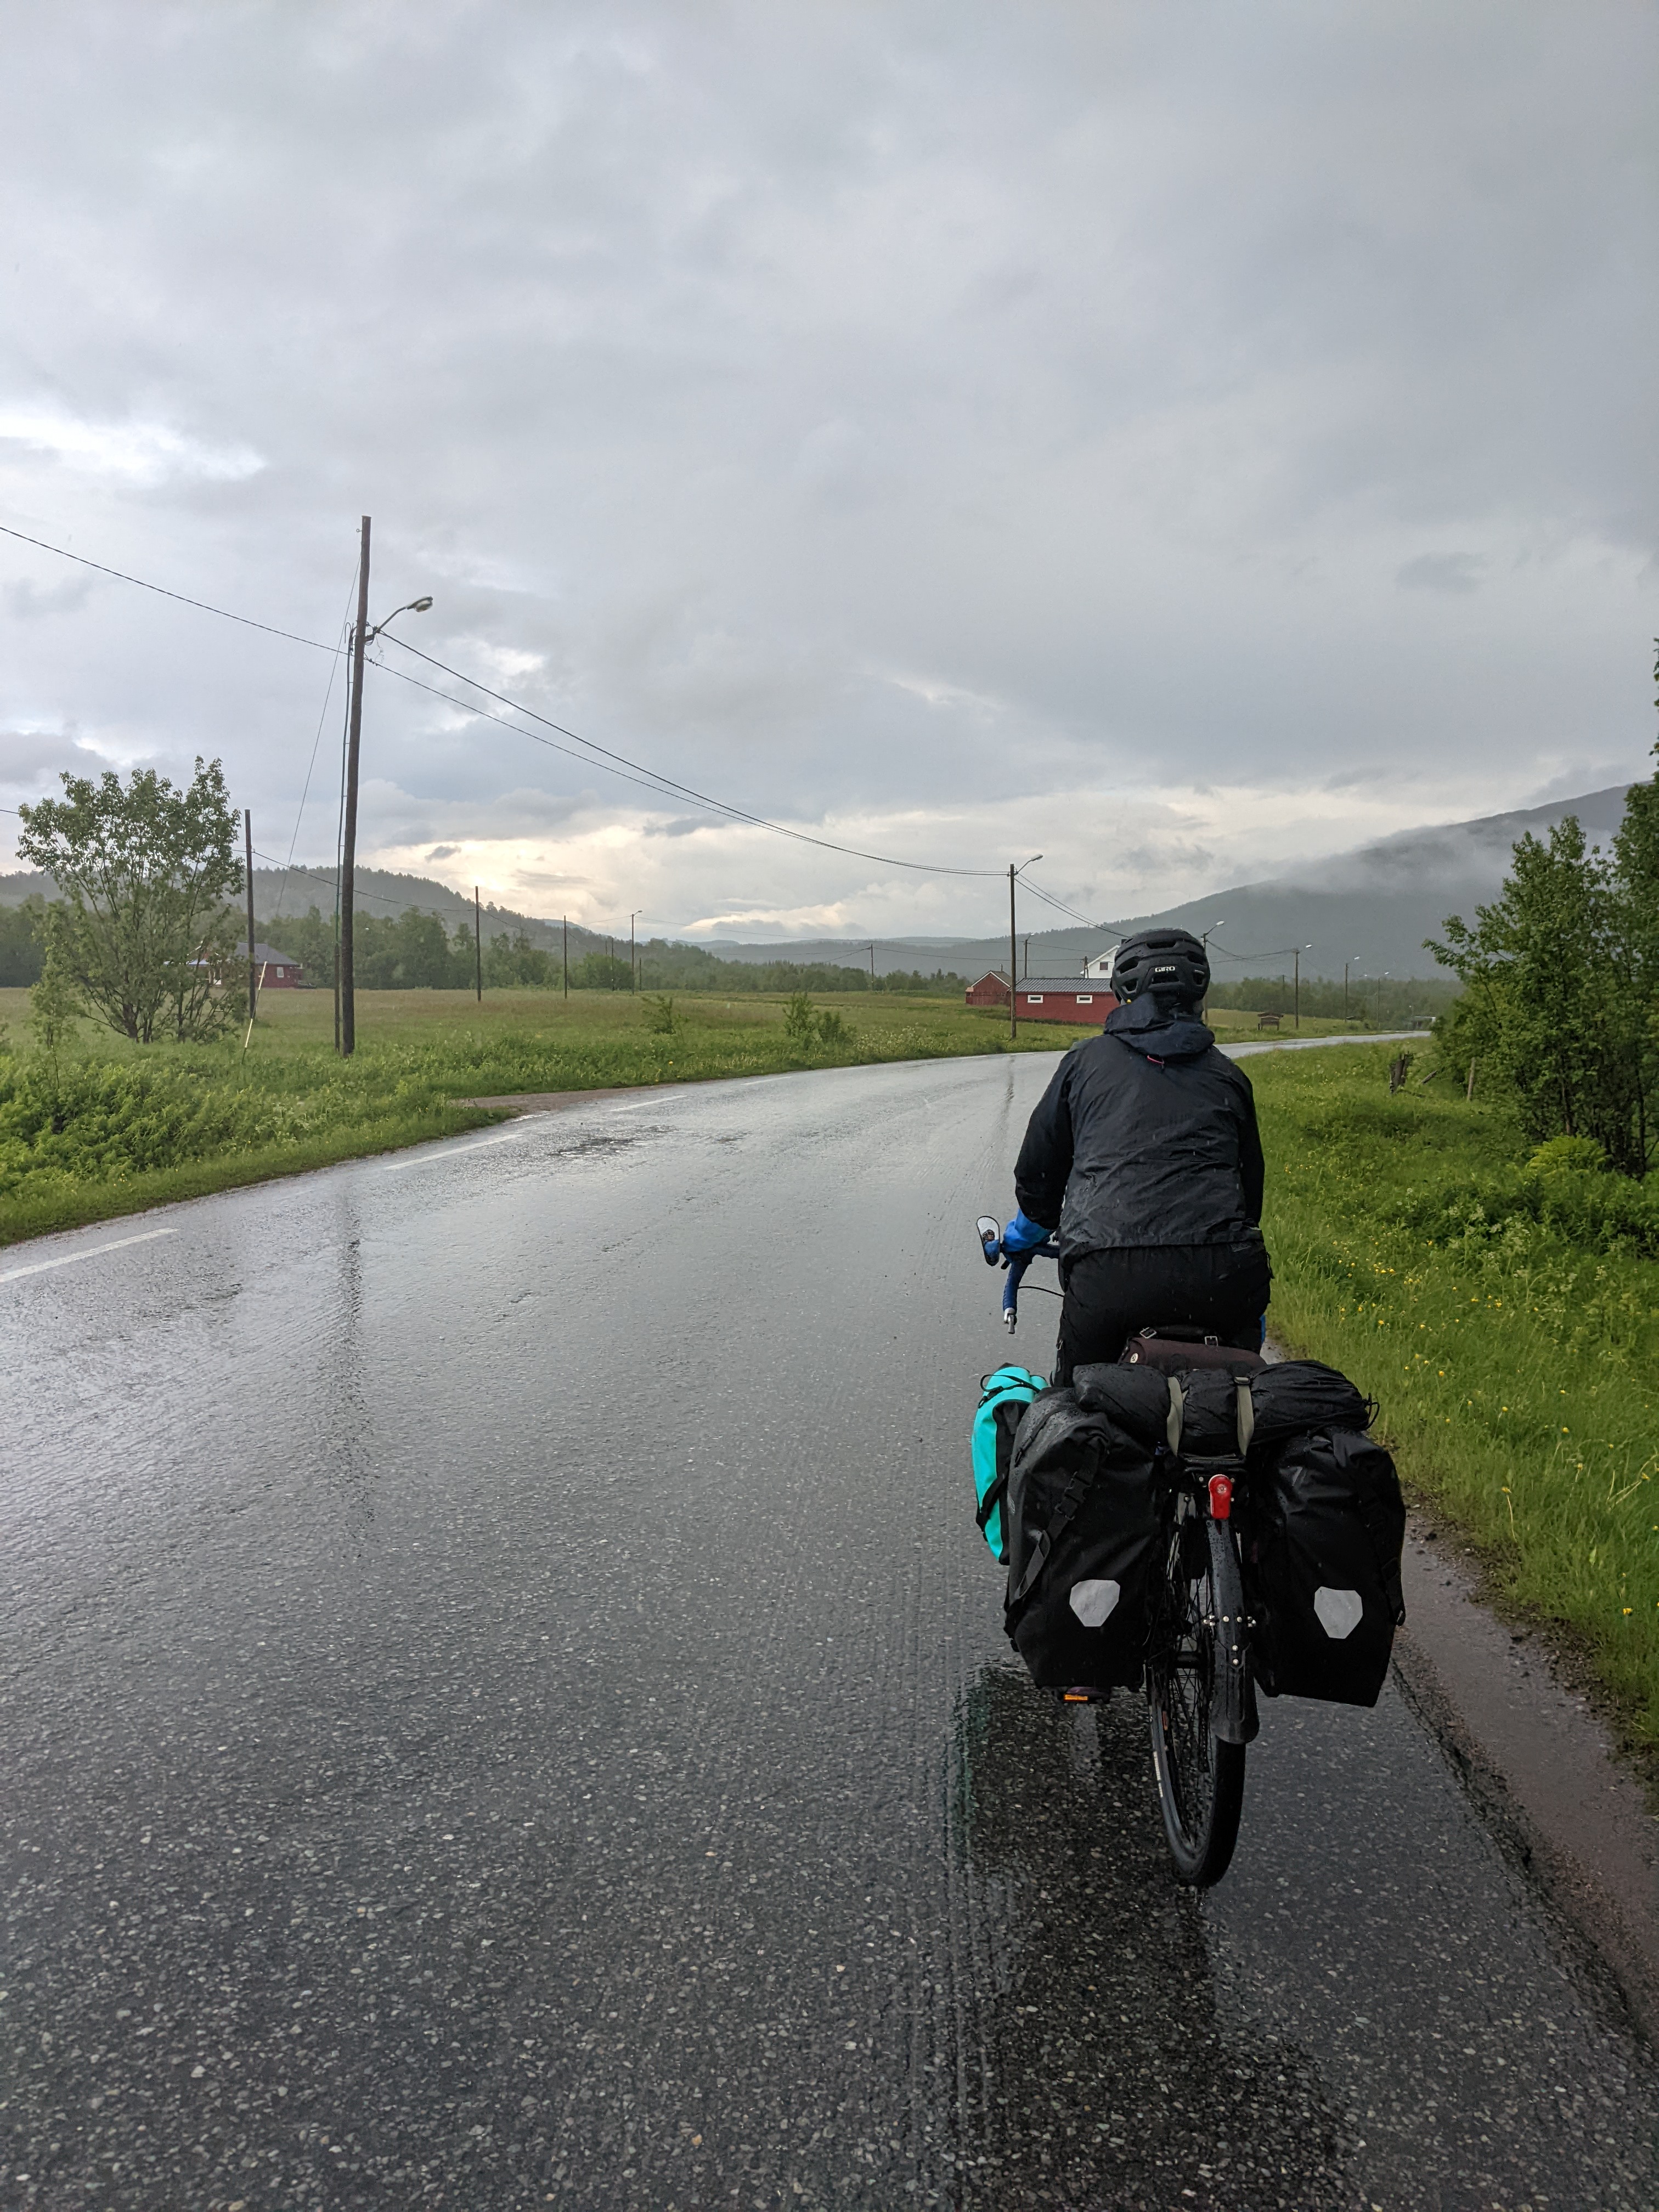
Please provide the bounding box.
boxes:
[2,1054,1655,2212]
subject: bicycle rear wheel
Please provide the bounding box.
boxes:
[1147,1509,1246,1886]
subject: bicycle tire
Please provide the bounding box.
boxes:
[1147,1509,1248,1886]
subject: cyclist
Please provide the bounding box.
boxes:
[1003,927,1269,1380]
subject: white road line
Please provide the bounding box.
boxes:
[0,1225,179,1286]
[380,1126,532,1172]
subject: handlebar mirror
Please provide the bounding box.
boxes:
[975,1215,1001,1263]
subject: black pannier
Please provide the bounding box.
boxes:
[1246,1425,1406,1708]
[1002,1377,1167,1691]
[993,1345,1406,1708]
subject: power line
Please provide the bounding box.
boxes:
[373,636,1002,878]
[0,520,341,654]
[262,579,358,936]
[1017,874,1128,932]
[2,515,1008,884]
[251,849,438,913]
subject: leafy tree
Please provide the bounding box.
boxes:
[484,929,554,988]
[0,896,46,986]
[1429,812,1647,1174]
[16,760,245,1043]
[30,938,81,1070]
[1613,726,1659,1154]
[572,951,635,990]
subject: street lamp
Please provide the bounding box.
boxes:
[1008,855,1042,1042]
[368,595,433,644]
[338,514,433,1056]
[1293,943,1312,1030]
[1200,919,1225,1020]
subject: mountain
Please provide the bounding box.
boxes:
[697,782,1639,981]
[0,864,615,962]
[0,781,1641,981]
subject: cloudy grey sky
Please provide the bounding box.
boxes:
[1,1,1655,939]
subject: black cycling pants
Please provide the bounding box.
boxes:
[1054,1243,1272,1385]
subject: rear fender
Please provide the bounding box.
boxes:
[1206,1516,1259,1746]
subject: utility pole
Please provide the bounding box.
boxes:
[1004,857,1042,1040]
[630,911,639,992]
[563,915,569,998]
[244,808,257,1030]
[1023,935,1029,980]
[1344,960,1350,1022]
[340,515,371,1057]
[1008,864,1018,1041]
[475,885,483,1002]
[866,941,875,987]
[1294,945,1312,1030]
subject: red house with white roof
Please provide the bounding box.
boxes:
[964,971,1118,1024]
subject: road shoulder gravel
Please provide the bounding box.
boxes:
[1393,1515,1659,2039]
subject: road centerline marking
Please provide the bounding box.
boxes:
[0,1225,180,1285]
[381,1126,532,1172]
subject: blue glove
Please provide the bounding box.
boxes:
[1002,1208,1052,1256]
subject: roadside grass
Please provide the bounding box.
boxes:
[0,985,1088,1246]
[1205,1005,1396,1041]
[1251,1045,1659,1750]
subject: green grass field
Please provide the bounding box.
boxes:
[1250,1043,1659,1751]
[0,983,1093,1246]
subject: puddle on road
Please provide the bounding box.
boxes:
[943,1663,1354,2208]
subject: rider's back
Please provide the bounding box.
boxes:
[1015,994,1263,1257]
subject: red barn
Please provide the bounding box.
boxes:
[965,972,1118,1024]
[242,941,303,988]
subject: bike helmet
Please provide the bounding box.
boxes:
[1107,928,1210,1006]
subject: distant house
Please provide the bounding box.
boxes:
[241,941,303,988]
[964,970,1118,1025]
[966,969,1013,1008]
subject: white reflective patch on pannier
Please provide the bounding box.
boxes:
[1069,1579,1121,1628]
[1314,1586,1364,1639]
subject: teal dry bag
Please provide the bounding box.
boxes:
[971,1365,1047,1564]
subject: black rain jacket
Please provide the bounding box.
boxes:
[1013,995,1266,1259]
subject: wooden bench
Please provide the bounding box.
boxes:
[1256,1013,1282,1030]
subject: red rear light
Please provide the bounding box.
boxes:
[1207,1473,1233,1521]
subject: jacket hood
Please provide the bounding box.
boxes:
[1103,992,1215,1062]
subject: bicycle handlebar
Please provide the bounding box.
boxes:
[978,1226,1062,1332]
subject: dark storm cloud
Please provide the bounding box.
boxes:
[0,1,1654,932]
